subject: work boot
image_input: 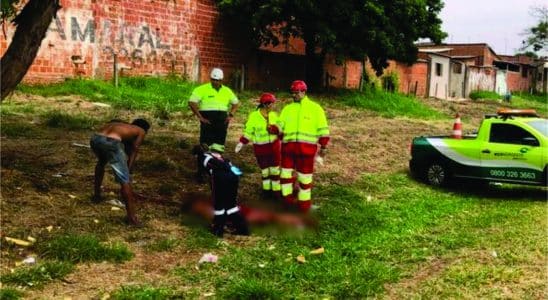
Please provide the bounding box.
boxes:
[298,200,312,213]
[211,215,226,237]
[194,171,206,184]
[272,191,282,201]
[283,195,296,210]
[91,194,103,204]
[261,189,273,200]
[229,213,250,236]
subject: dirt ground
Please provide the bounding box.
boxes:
[0,93,517,298]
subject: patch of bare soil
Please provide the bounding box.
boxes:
[0,93,492,298]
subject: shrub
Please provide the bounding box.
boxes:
[381,71,400,93]
[42,111,97,130]
[469,90,501,101]
[362,67,382,90]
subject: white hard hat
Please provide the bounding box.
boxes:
[210,68,224,80]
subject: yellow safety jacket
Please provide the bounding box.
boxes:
[241,110,280,145]
[279,96,329,145]
[189,83,238,111]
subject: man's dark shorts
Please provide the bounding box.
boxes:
[90,134,130,184]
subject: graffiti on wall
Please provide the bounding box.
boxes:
[48,14,177,67]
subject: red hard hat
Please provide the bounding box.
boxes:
[259,92,276,104]
[290,80,307,92]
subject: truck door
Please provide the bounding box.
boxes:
[480,123,543,184]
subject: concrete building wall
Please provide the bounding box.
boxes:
[428,54,450,99]
[449,61,465,98]
[466,66,496,96]
[495,70,508,95]
[535,63,548,93]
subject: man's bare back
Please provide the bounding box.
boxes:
[96,122,145,142]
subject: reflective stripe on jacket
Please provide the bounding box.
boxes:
[279,96,329,145]
[189,83,238,111]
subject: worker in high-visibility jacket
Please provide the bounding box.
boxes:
[235,93,281,199]
[278,80,329,213]
[188,68,239,183]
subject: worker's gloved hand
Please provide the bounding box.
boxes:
[234,142,244,153]
[267,125,279,134]
[315,147,326,166]
[315,155,324,166]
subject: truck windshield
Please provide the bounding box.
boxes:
[526,120,548,137]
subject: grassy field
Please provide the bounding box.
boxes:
[1,78,546,299]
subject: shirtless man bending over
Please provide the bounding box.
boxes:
[90,119,150,226]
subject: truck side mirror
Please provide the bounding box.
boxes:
[521,137,539,146]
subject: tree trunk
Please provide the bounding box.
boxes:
[1,0,60,101]
[303,37,323,91]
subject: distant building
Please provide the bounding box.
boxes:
[391,43,547,99]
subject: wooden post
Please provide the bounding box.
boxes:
[113,53,118,88]
[407,80,411,95]
[239,64,245,92]
[359,58,366,92]
[343,60,348,88]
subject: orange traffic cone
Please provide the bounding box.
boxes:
[452,113,462,139]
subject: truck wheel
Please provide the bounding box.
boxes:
[426,162,450,186]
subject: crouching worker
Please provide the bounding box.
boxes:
[235,93,281,200]
[90,119,150,226]
[192,143,249,237]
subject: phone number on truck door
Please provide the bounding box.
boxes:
[489,170,536,179]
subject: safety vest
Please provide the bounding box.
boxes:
[279,96,329,145]
[189,83,238,111]
[242,110,279,145]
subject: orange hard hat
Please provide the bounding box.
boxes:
[290,80,307,92]
[259,92,276,104]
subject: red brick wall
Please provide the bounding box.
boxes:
[323,55,362,89]
[0,0,249,84]
[395,61,428,97]
[506,71,531,92]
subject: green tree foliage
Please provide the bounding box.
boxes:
[216,0,446,83]
[521,6,547,52]
[515,51,539,59]
[1,0,19,23]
